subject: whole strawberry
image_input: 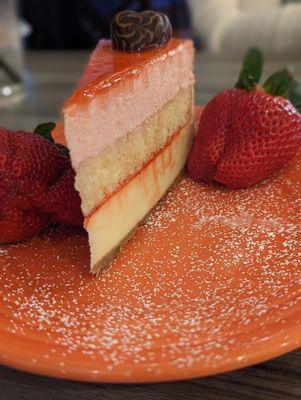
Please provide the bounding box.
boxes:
[188,48,301,188]
[0,123,83,244]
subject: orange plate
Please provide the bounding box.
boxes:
[0,154,300,383]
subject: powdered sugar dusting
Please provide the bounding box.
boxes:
[0,154,300,382]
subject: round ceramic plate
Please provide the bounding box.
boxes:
[0,154,300,383]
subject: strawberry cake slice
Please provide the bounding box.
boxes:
[63,11,196,274]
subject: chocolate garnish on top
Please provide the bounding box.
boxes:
[110,10,172,52]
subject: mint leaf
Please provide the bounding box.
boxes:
[262,68,293,98]
[235,47,263,91]
[34,122,70,157]
[289,82,301,113]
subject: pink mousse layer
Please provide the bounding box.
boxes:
[63,39,194,170]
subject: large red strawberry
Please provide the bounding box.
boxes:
[188,48,301,188]
[0,123,83,244]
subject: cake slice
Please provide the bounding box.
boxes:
[63,11,196,274]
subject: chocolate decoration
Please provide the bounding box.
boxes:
[110,10,172,52]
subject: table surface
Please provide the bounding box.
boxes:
[0,51,300,400]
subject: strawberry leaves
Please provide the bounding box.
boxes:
[262,68,293,97]
[235,47,301,113]
[235,47,263,91]
[34,122,70,157]
[34,122,56,142]
[289,82,301,113]
[263,69,301,112]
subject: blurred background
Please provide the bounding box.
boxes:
[0,0,301,126]
[17,0,301,54]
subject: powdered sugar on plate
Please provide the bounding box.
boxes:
[0,154,300,382]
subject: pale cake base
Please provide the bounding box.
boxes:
[86,113,196,274]
[76,86,194,216]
